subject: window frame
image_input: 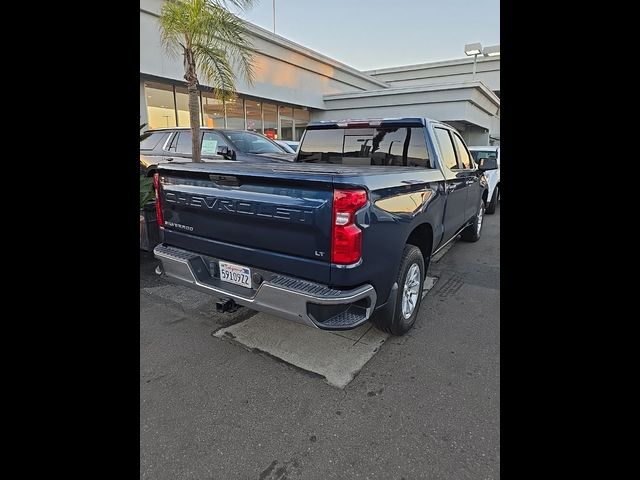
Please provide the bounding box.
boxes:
[433,127,461,171]
[164,131,179,152]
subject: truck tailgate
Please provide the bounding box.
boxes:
[157,163,336,283]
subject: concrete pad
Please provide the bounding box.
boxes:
[215,314,388,388]
[325,322,371,342]
[213,275,440,388]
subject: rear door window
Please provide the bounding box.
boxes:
[175,131,193,155]
[140,132,169,150]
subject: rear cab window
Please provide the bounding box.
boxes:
[297,126,433,168]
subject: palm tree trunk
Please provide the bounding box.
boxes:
[188,83,202,163]
[183,44,202,164]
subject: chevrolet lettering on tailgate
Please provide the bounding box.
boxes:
[164,192,315,224]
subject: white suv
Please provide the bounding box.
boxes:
[469,146,500,214]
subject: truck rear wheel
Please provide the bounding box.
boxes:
[371,245,425,335]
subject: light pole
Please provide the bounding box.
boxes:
[272,0,276,34]
[464,43,483,80]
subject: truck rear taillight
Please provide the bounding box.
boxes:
[153,173,164,229]
[331,189,367,264]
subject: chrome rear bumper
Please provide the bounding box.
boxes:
[153,244,377,329]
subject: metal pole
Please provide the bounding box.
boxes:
[272,0,276,33]
[473,54,477,79]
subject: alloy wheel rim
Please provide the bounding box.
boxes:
[401,263,421,319]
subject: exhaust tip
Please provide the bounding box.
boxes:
[155,265,163,275]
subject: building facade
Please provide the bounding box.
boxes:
[140,0,500,145]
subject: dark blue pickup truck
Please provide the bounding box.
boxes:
[153,118,497,335]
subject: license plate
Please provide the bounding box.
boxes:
[219,261,252,289]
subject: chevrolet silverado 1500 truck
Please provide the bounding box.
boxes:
[152,118,497,335]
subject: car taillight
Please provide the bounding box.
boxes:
[331,189,367,264]
[153,173,164,229]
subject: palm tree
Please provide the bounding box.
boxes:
[159,0,257,162]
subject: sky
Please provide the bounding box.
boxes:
[230,0,500,71]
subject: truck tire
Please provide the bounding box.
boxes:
[371,245,425,335]
[461,199,485,242]
[485,185,499,214]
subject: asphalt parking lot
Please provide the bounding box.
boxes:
[140,209,500,480]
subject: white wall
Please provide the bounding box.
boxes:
[312,102,467,123]
[367,57,500,94]
[315,82,500,131]
[140,0,387,109]
[467,128,490,146]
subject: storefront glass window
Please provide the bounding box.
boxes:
[145,82,176,129]
[279,106,294,140]
[245,99,263,133]
[175,86,201,127]
[294,108,310,140]
[226,97,245,129]
[263,103,278,140]
[202,92,225,128]
[144,80,313,137]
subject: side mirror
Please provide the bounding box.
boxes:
[478,157,498,171]
[216,146,235,159]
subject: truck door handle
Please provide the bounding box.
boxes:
[446,184,457,193]
[465,178,475,185]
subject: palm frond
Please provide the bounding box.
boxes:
[200,4,256,85]
[192,43,236,100]
[159,0,257,94]
[159,0,192,57]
